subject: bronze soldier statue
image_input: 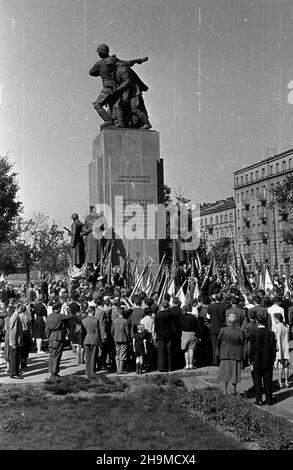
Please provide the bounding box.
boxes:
[113,61,151,129]
[81,206,100,268]
[89,43,149,129]
[70,213,85,268]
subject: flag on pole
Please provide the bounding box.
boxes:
[264,268,274,296]
[200,256,214,291]
[238,252,252,292]
[193,280,199,300]
[284,276,290,296]
[176,279,188,307]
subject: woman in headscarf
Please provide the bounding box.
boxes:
[217,313,244,395]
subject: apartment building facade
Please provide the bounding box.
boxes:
[200,197,236,252]
[234,148,293,275]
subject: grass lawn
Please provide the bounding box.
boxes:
[0,377,244,450]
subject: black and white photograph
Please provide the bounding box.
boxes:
[0,0,293,459]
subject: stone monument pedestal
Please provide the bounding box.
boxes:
[89,128,164,270]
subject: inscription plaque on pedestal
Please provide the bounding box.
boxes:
[89,128,164,269]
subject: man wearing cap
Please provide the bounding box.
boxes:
[70,213,85,269]
[46,302,73,380]
[89,43,148,129]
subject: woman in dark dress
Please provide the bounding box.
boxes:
[217,313,245,395]
[32,295,47,354]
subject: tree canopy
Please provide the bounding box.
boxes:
[0,155,22,243]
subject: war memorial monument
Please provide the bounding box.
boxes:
[88,44,164,270]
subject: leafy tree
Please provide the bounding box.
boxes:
[269,175,293,213]
[0,213,70,287]
[0,154,22,243]
[163,184,173,207]
[210,237,231,265]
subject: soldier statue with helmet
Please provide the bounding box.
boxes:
[89,43,151,130]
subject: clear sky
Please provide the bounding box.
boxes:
[1,0,293,228]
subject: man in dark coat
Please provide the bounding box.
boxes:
[154,298,175,372]
[207,292,227,366]
[46,302,73,380]
[169,297,184,369]
[67,293,80,351]
[249,314,276,406]
[70,213,85,268]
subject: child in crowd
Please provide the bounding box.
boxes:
[133,323,148,374]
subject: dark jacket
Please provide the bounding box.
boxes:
[225,306,246,328]
[46,312,72,342]
[178,313,198,333]
[154,309,175,341]
[129,307,144,337]
[207,302,227,335]
[169,306,182,332]
[217,325,244,361]
[249,326,276,368]
[248,306,272,330]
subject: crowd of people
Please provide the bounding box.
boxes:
[0,268,292,406]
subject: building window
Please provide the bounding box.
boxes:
[216,216,218,224]
[255,170,259,180]
[237,210,240,220]
[251,206,255,216]
[220,215,223,223]
[257,206,260,214]
[236,177,239,186]
[269,165,273,175]
[276,163,279,173]
[225,214,228,222]
[262,168,265,177]
[210,216,213,225]
[236,193,239,203]
[256,187,259,197]
[251,188,254,198]
[240,176,244,184]
[282,161,286,171]
[289,158,292,169]
[250,172,253,181]
[205,218,207,226]
[245,174,248,183]
[241,192,244,201]
[230,213,233,221]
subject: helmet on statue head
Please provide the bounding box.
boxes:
[97,43,109,54]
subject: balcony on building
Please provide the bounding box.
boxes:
[280,246,290,260]
[243,227,251,243]
[258,193,267,205]
[258,226,268,240]
[242,198,250,208]
[259,208,268,222]
[243,252,251,263]
[242,214,250,223]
